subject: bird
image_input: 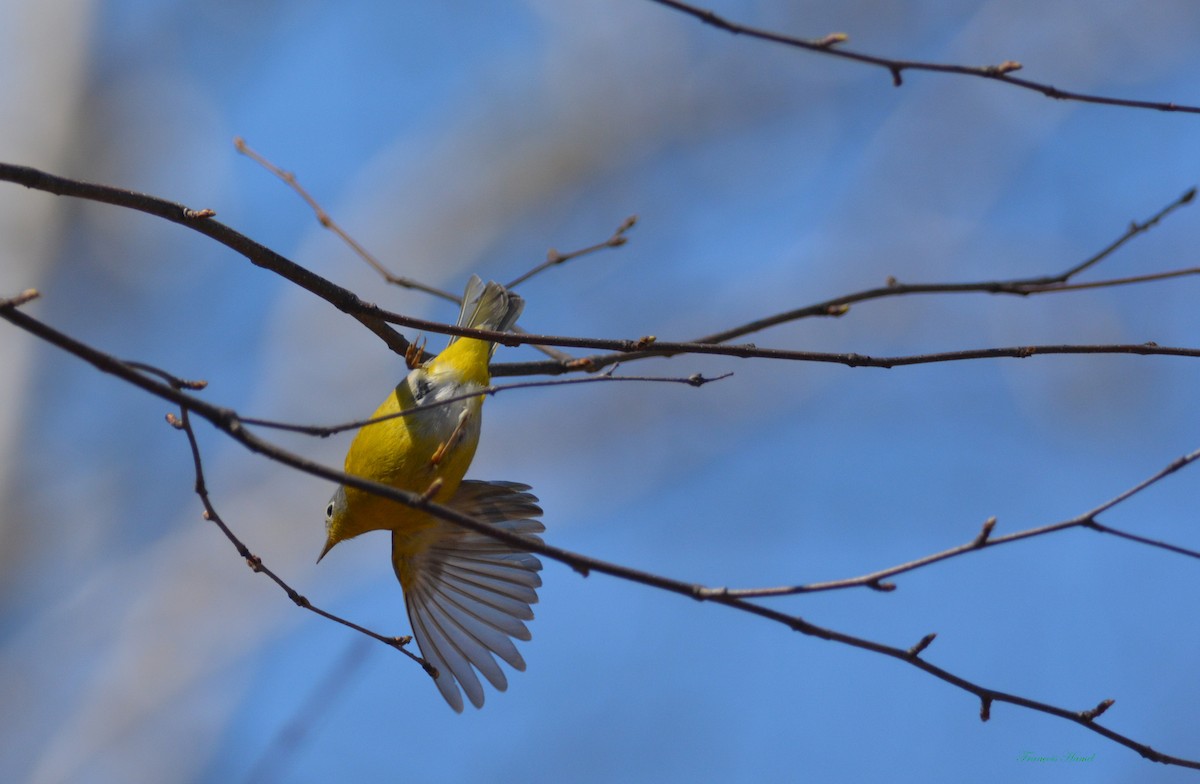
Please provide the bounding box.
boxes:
[320,275,543,712]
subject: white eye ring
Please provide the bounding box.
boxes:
[325,501,335,519]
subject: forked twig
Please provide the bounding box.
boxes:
[235,137,459,303]
[714,463,1200,598]
[234,140,635,365]
[506,215,637,289]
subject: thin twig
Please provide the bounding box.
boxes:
[692,188,1197,346]
[1056,188,1196,279]
[645,0,1200,113]
[234,139,631,365]
[1031,266,1200,294]
[240,370,732,437]
[129,364,435,677]
[235,137,460,303]
[495,340,1200,376]
[506,215,637,289]
[719,454,1200,598]
[171,399,436,676]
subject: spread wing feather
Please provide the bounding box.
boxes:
[394,480,544,712]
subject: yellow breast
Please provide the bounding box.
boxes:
[336,343,489,545]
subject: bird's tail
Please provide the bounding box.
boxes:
[393,480,544,712]
[448,275,524,356]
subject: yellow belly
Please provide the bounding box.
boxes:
[340,380,483,544]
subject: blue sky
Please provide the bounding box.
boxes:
[1,1,1199,782]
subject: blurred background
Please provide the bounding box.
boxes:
[2,1,1199,782]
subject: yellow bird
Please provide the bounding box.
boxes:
[321,276,543,712]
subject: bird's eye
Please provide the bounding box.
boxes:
[325,501,335,519]
[414,375,432,400]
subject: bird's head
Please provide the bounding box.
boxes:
[319,485,349,562]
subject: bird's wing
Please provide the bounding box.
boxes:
[393,480,544,712]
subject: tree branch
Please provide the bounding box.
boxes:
[719,469,1200,597]
[239,369,731,437]
[4,164,1197,379]
[0,162,413,357]
[3,295,1197,769]
[645,0,1200,113]
[234,136,461,304]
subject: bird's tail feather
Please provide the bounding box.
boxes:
[449,275,524,352]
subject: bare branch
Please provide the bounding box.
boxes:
[4,165,1197,378]
[1057,188,1196,279]
[0,161,414,357]
[495,187,1200,375]
[3,301,1198,768]
[722,453,1200,598]
[505,214,637,289]
[235,136,460,303]
[690,188,1198,346]
[234,140,635,366]
[645,0,1200,114]
[495,340,1200,376]
[172,395,436,676]
[239,369,732,437]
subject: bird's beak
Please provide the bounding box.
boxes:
[317,536,336,563]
